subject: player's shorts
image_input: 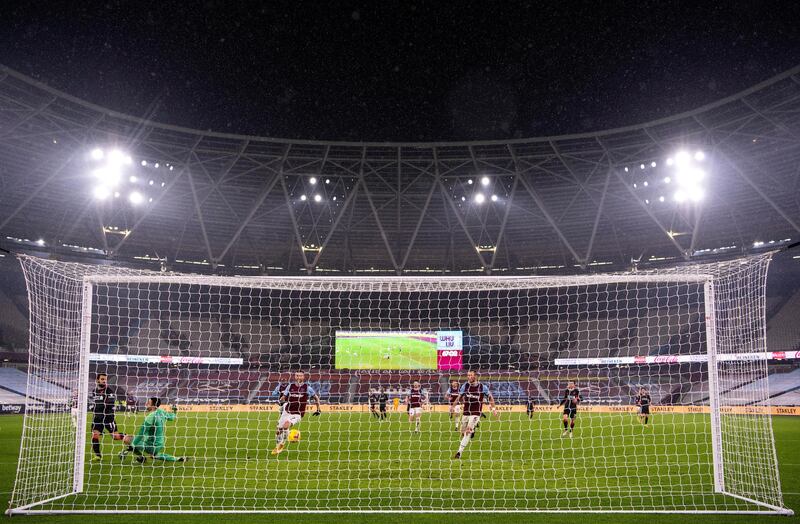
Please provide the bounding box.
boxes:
[408,407,422,417]
[452,404,462,414]
[461,415,481,433]
[91,416,117,434]
[278,412,303,428]
[639,406,650,415]
[379,403,387,412]
[563,408,577,419]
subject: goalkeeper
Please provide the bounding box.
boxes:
[120,397,188,463]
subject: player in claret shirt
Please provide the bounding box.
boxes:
[636,387,652,427]
[559,381,582,438]
[272,371,321,455]
[405,381,427,433]
[454,370,497,459]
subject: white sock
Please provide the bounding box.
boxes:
[415,419,420,430]
[458,434,471,453]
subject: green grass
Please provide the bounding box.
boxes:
[335,335,437,369]
[1,412,798,523]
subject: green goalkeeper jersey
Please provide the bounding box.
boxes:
[132,408,176,449]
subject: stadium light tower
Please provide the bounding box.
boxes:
[89,147,135,200]
[128,191,144,205]
[668,150,707,203]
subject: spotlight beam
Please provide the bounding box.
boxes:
[109,134,203,257]
[516,169,584,265]
[437,178,487,272]
[719,151,800,234]
[186,169,215,267]
[488,173,520,273]
[613,170,689,259]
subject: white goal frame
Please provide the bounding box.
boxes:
[6,254,793,515]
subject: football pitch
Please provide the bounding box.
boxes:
[335,335,438,369]
[1,412,798,523]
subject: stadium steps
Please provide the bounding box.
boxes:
[0,367,71,403]
[767,289,800,351]
[0,388,26,403]
[769,383,800,401]
[727,368,800,405]
[530,376,550,403]
[769,389,800,405]
[247,377,266,403]
[346,373,360,403]
[0,288,28,348]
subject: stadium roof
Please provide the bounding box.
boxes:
[0,63,799,275]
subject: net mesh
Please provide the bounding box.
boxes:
[7,253,790,514]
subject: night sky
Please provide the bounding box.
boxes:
[1,1,798,141]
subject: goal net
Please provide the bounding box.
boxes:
[7,253,792,514]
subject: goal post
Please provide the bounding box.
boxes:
[7,253,792,515]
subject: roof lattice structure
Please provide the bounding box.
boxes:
[0,64,798,275]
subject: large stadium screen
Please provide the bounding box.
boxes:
[335,330,463,370]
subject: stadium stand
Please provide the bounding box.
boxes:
[0,389,27,403]
[767,289,800,351]
[0,367,71,402]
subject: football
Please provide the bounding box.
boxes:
[288,429,301,442]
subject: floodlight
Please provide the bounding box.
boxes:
[107,149,125,165]
[688,186,704,202]
[90,148,104,161]
[93,186,111,200]
[480,176,490,186]
[93,167,121,186]
[314,194,322,202]
[310,177,317,185]
[129,191,144,205]
[474,193,486,203]
[674,151,691,167]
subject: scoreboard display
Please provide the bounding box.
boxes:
[335,330,463,370]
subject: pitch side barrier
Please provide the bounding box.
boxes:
[171,403,800,416]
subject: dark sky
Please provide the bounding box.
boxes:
[1,1,798,141]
